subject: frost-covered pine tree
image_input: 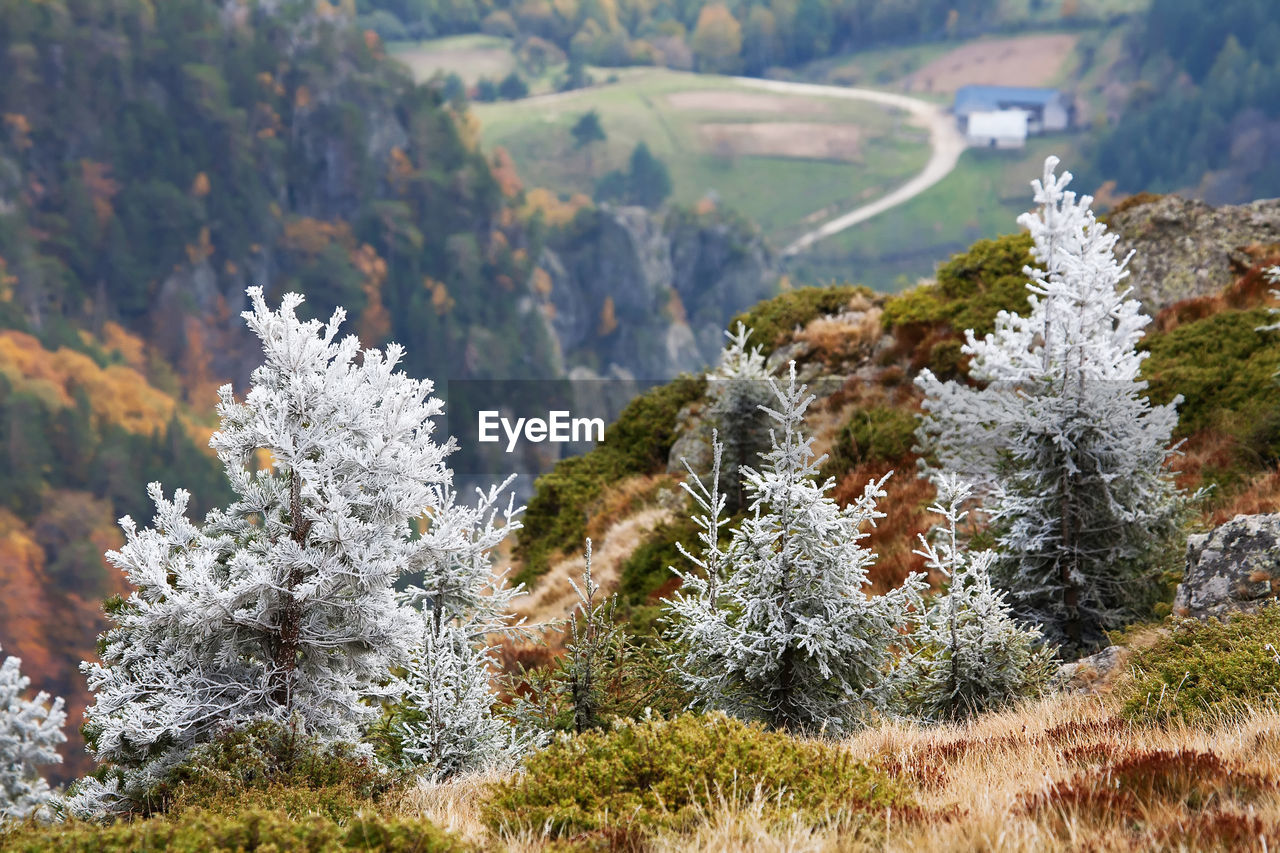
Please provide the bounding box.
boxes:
[74,287,518,814]
[896,476,1055,722]
[667,363,925,734]
[0,646,66,823]
[389,479,533,780]
[707,322,773,512]
[916,157,1185,653]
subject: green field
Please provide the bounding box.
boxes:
[788,137,1081,290]
[471,69,931,248]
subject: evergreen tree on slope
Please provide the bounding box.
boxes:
[667,364,925,734]
[73,288,520,814]
[390,479,532,780]
[707,322,773,513]
[896,476,1055,722]
[916,157,1185,653]
[0,646,65,823]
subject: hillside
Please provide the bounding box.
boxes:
[9,187,1280,850]
[511,191,1280,630]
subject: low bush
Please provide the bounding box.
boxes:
[516,375,705,583]
[825,405,918,476]
[731,285,871,352]
[1140,307,1280,440]
[1122,607,1280,725]
[882,233,1033,339]
[144,721,394,818]
[0,810,467,852]
[482,712,913,837]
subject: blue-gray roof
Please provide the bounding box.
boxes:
[954,85,1061,114]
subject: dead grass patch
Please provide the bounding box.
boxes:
[666,90,830,115]
[900,34,1077,95]
[698,122,863,161]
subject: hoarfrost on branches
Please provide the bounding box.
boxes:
[916,156,1186,653]
[0,646,66,823]
[390,479,534,780]
[667,363,925,734]
[896,476,1055,722]
[708,322,773,512]
[73,287,524,815]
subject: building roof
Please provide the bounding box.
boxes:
[954,85,1062,115]
[967,110,1028,140]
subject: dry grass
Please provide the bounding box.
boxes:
[512,505,673,625]
[900,34,1078,95]
[396,693,1280,851]
[698,122,864,162]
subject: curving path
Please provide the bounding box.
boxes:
[730,77,967,257]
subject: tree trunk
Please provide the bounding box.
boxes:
[273,469,312,713]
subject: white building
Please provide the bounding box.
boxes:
[966,110,1029,149]
[953,86,1073,136]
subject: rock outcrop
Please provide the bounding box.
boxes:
[1173,513,1280,619]
[536,205,778,379]
[1109,195,1280,311]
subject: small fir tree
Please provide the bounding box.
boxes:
[667,363,925,734]
[707,323,773,512]
[896,476,1055,722]
[73,288,521,814]
[916,157,1185,653]
[389,480,530,780]
[0,646,66,823]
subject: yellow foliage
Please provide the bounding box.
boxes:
[522,188,591,228]
[101,321,147,370]
[281,217,352,255]
[426,277,456,315]
[491,147,523,198]
[185,226,214,264]
[388,146,415,192]
[191,171,211,197]
[0,330,179,436]
[531,267,554,297]
[80,159,119,226]
[363,28,383,55]
[353,243,391,344]
[598,295,618,336]
[3,113,32,151]
[0,257,15,302]
[694,196,717,215]
[295,84,312,109]
[454,109,483,152]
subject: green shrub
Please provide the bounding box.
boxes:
[142,721,394,818]
[731,285,871,352]
[516,375,705,583]
[0,809,467,852]
[1140,308,1280,440]
[1122,607,1280,725]
[617,516,701,609]
[482,712,913,836]
[882,233,1033,338]
[822,405,918,481]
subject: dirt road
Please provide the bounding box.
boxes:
[731,77,967,256]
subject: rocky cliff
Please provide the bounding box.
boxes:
[534,205,779,379]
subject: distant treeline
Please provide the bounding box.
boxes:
[360,0,1113,75]
[1088,0,1280,202]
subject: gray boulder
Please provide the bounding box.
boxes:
[1109,195,1280,312]
[1173,514,1280,619]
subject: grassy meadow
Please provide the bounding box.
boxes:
[789,137,1080,288]
[471,69,930,248]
